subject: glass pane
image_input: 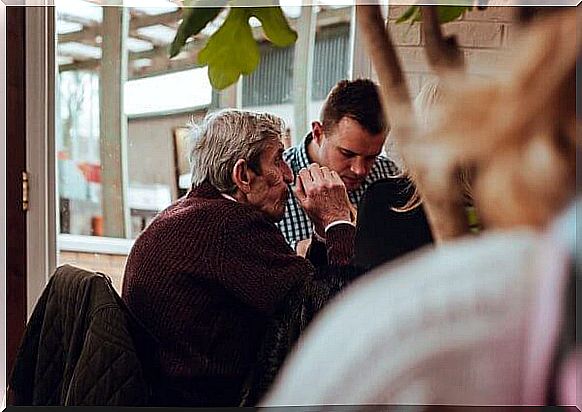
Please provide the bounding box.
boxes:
[54,3,353,290]
[57,70,101,236]
[55,2,215,289]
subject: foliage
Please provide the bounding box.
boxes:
[171,2,482,90]
[396,5,473,25]
[170,2,297,90]
[169,7,223,59]
[197,8,260,90]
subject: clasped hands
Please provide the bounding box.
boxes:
[294,163,356,238]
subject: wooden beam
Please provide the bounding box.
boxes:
[315,6,351,28]
[59,59,100,72]
[59,35,206,77]
[58,8,181,31]
[129,9,182,30]
[99,6,131,238]
[57,12,100,28]
[57,6,353,83]
[59,25,163,48]
[57,6,350,49]
[292,5,316,143]
[214,83,239,108]
[58,25,99,44]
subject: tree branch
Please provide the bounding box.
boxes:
[355,4,413,136]
[356,3,470,242]
[421,6,464,73]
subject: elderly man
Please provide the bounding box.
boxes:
[122,109,358,406]
[278,79,399,253]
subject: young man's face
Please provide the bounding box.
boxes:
[247,141,294,222]
[313,117,386,191]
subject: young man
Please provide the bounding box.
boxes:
[277,79,399,253]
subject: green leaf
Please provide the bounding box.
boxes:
[396,6,419,24]
[411,6,422,23]
[395,5,472,25]
[436,6,472,24]
[250,7,297,47]
[169,6,223,58]
[198,8,260,90]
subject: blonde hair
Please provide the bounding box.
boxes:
[397,79,473,213]
[414,79,445,130]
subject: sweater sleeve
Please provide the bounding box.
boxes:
[219,209,315,315]
[306,223,356,269]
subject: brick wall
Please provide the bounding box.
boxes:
[58,251,127,293]
[384,6,517,97]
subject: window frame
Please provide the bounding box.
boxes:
[26,6,57,316]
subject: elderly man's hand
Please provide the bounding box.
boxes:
[294,163,354,237]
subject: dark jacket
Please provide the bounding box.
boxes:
[239,259,361,406]
[8,265,158,406]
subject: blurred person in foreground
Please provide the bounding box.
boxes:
[122,109,363,406]
[277,79,399,255]
[263,9,578,407]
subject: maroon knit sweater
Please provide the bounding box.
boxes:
[122,181,354,406]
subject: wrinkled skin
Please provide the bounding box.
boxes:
[246,142,294,222]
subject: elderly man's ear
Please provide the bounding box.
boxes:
[232,159,253,194]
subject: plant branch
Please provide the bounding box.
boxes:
[421,6,464,73]
[356,4,413,136]
[356,3,470,242]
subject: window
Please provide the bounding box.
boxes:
[54,2,356,291]
[125,68,212,116]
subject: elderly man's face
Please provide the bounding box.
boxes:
[314,117,385,191]
[247,141,294,222]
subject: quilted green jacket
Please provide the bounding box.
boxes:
[8,265,157,406]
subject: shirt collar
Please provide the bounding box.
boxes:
[221,193,237,202]
[296,132,313,170]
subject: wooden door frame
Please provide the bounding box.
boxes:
[6,5,28,385]
[1,1,6,400]
[4,7,56,389]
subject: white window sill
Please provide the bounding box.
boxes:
[58,234,134,255]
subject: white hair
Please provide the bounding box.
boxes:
[189,109,285,194]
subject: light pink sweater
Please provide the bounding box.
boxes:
[263,221,575,407]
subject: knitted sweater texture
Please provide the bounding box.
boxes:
[122,181,354,406]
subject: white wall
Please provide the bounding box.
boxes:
[245,100,324,145]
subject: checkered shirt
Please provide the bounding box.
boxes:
[276,133,400,250]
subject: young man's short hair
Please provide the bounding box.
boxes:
[320,79,388,135]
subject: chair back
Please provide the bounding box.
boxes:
[8,265,159,406]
